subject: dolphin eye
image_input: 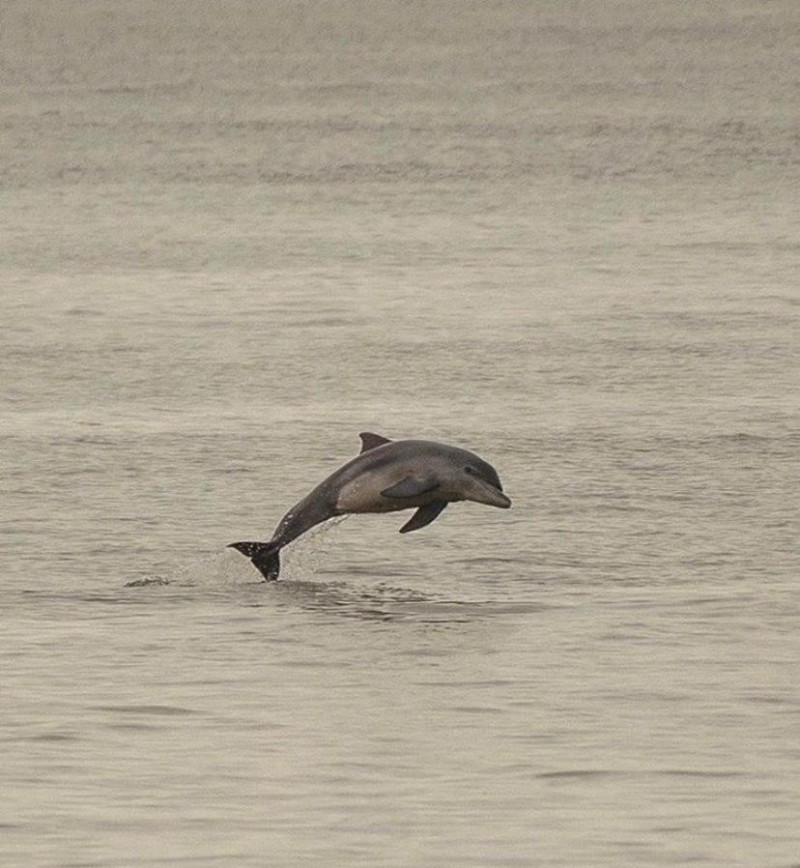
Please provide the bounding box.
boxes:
[464,466,475,475]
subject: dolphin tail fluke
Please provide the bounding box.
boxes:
[228,541,281,581]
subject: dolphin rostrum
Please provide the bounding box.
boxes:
[229,432,511,580]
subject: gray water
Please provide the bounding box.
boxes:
[2,2,799,866]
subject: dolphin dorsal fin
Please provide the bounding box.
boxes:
[358,432,392,453]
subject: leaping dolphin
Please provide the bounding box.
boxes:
[229,432,511,580]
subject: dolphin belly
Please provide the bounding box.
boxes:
[335,472,407,513]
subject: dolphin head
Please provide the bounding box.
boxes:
[453,453,511,509]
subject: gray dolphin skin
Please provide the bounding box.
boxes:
[229,432,511,580]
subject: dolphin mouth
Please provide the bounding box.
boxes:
[472,478,512,509]
[490,489,512,509]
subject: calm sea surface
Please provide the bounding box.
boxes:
[2,2,799,866]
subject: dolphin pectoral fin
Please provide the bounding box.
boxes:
[358,432,392,453]
[380,476,439,499]
[399,500,447,534]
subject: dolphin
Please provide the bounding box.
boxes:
[229,432,511,580]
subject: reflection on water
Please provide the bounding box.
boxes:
[126,552,548,624]
[259,579,551,624]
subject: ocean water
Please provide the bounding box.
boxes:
[2,2,799,866]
